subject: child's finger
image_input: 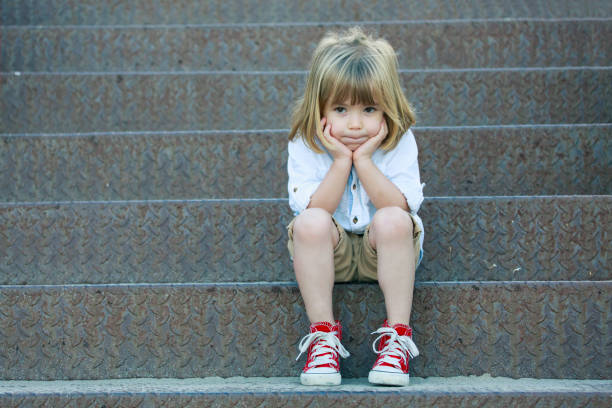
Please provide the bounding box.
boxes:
[375,120,388,141]
[318,123,335,149]
[380,120,388,136]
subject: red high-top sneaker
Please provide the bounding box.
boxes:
[368,320,419,386]
[295,320,350,385]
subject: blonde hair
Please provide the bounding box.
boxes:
[289,26,416,153]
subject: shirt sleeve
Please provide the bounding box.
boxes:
[287,137,328,214]
[382,129,424,214]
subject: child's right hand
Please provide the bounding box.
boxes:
[318,117,352,163]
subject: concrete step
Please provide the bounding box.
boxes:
[1,69,609,134]
[0,281,609,380]
[1,197,609,285]
[1,125,609,202]
[2,0,611,25]
[1,376,611,407]
[3,20,610,72]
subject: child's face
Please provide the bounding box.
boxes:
[323,99,384,151]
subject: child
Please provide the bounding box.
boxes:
[287,27,424,387]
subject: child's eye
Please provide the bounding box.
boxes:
[364,106,377,113]
[334,107,346,113]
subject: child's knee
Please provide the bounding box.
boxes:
[371,207,413,240]
[293,208,334,242]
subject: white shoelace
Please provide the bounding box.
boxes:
[296,331,350,368]
[371,327,419,370]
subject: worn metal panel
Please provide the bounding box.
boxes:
[0,126,610,202]
[0,197,609,284]
[0,131,290,201]
[3,21,610,72]
[0,282,609,380]
[0,200,292,284]
[2,0,611,25]
[2,392,612,408]
[1,70,610,133]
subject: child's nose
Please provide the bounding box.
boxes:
[348,112,362,129]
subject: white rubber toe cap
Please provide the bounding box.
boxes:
[368,369,409,386]
[300,372,342,386]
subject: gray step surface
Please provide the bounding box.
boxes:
[1,376,611,407]
[2,0,611,25]
[1,196,609,285]
[3,20,610,72]
[1,69,610,133]
[0,281,609,380]
[1,125,610,202]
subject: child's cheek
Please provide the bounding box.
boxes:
[366,119,383,138]
[327,118,342,138]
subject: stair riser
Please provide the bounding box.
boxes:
[3,21,609,71]
[0,282,609,380]
[1,197,609,285]
[2,393,611,408]
[2,0,611,25]
[1,126,610,202]
[2,70,610,133]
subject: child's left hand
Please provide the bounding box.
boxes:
[353,119,387,164]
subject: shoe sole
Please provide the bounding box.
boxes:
[368,370,409,386]
[300,372,342,386]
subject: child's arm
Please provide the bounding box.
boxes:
[354,124,423,213]
[288,119,352,215]
[307,119,352,213]
[355,159,409,211]
[308,159,352,213]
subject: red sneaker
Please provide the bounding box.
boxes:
[368,320,419,386]
[296,321,350,385]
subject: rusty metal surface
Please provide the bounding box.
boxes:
[3,394,612,408]
[3,21,610,72]
[2,0,611,25]
[1,70,610,133]
[417,125,612,196]
[419,196,610,281]
[0,281,609,380]
[1,376,612,408]
[0,200,291,284]
[0,131,289,201]
[0,197,609,285]
[3,376,611,395]
[1,126,610,202]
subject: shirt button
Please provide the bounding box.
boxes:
[352,184,356,190]
[353,216,358,224]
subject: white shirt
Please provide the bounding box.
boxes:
[287,129,425,245]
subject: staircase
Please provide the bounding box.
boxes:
[1,0,611,406]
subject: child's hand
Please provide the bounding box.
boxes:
[318,117,353,163]
[353,119,387,164]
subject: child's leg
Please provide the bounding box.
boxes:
[368,206,416,326]
[292,208,339,324]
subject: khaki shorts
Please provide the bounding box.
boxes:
[286,213,423,283]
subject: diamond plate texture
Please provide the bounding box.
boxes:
[0,197,609,284]
[1,126,610,202]
[0,200,291,284]
[3,21,610,72]
[1,1,611,403]
[417,126,612,197]
[1,70,610,133]
[2,0,611,25]
[2,391,611,408]
[0,131,289,201]
[0,282,609,380]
